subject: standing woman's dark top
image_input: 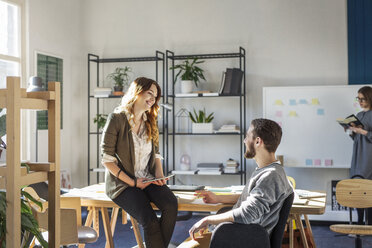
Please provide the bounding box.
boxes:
[349,86,372,224]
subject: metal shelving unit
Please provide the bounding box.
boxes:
[87,51,165,185]
[166,47,247,185]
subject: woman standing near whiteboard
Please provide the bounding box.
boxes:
[349,86,372,224]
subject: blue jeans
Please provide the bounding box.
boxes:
[112,184,178,248]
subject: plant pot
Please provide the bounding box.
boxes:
[113,85,124,95]
[181,80,193,93]
[192,123,214,133]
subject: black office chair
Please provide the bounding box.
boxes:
[209,192,294,248]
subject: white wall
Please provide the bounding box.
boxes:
[80,0,348,191]
[28,0,348,191]
[27,0,86,187]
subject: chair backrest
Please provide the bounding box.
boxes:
[270,192,294,248]
[336,179,372,209]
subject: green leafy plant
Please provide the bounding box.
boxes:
[0,189,48,248]
[170,58,206,87]
[189,108,214,123]
[93,114,108,130]
[107,66,132,90]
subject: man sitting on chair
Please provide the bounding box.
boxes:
[189,118,293,246]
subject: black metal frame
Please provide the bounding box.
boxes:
[87,51,165,185]
[165,47,247,185]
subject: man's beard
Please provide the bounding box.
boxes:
[244,141,256,158]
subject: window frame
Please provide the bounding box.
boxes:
[0,0,26,84]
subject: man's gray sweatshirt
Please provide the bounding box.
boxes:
[232,162,293,235]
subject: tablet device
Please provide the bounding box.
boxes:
[143,174,175,183]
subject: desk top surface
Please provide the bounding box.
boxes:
[64,184,326,214]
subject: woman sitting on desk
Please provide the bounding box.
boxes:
[101,77,178,248]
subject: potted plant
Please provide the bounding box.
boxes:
[93,114,108,130]
[93,114,107,130]
[0,187,48,248]
[107,66,132,96]
[170,58,206,93]
[189,108,214,133]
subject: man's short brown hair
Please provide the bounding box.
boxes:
[251,118,282,153]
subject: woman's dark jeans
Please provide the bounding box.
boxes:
[112,184,178,248]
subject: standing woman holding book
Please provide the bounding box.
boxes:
[101,77,178,248]
[349,86,372,224]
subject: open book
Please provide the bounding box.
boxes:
[336,114,364,128]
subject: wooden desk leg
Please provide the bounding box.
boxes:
[289,215,294,248]
[84,207,94,228]
[294,214,309,248]
[102,207,115,248]
[104,207,119,248]
[93,207,100,236]
[304,214,316,248]
[122,209,127,224]
[130,216,144,248]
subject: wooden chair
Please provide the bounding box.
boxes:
[23,187,98,247]
[330,179,372,248]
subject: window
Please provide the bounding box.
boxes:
[36,53,63,130]
[0,0,25,87]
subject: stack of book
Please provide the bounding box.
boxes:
[224,159,239,174]
[94,87,112,98]
[197,163,223,175]
[215,124,240,133]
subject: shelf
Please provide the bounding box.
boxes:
[169,132,241,136]
[169,94,243,98]
[89,95,122,98]
[89,131,164,135]
[167,53,242,60]
[89,56,163,63]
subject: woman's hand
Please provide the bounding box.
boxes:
[136,178,152,189]
[152,171,167,186]
[195,190,219,204]
[349,126,368,135]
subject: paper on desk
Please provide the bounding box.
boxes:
[64,187,110,201]
[295,189,326,199]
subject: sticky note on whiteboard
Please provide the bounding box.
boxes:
[289,99,297,106]
[275,100,284,106]
[289,111,298,117]
[299,99,308,104]
[313,159,321,166]
[311,98,320,105]
[317,109,325,115]
[305,159,313,166]
[325,159,333,166]
[275,111,282,117]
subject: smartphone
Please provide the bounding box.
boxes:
[143,174,175,183]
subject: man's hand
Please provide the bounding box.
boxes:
[189,217,209,240]
[195,190,219,204]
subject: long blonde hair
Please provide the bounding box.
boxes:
[115,77,161,144]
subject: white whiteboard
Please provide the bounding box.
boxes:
[263,85,365,168]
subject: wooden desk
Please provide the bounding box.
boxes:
[64,184,233,248]
[64,185,325,248]
[289,193,327,248]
